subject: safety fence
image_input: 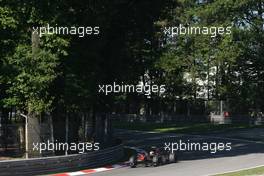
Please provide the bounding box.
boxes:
[0,143,124,176]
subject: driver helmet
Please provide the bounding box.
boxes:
[149,151,154,156]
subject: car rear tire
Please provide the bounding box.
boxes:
[161,155,167,164]
[169,153,177,163]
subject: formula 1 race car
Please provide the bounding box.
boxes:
[129,146,177,168]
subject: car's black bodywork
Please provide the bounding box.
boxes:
[129,146,177,168]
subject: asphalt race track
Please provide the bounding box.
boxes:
[90,130,264,176]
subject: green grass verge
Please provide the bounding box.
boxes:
[113,122,262,134]
[215,166,264,176]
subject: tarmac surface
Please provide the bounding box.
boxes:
[90,129,264,176]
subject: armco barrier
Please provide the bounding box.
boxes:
[0,143,124,176]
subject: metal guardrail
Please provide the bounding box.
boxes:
[0,143,124,176]
[110,114,209,123]
[111,114,261,124]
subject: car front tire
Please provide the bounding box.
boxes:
[129,156,137,168]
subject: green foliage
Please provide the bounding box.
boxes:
[0,7,17,29]
[1,0,263,116]
[156,0,263,113]
[4,45,59,113]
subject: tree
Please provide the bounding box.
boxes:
[156,0,264,114]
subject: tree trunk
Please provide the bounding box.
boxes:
[26,29,42,158]
[27,112,41,158]
[65,113,69,155]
